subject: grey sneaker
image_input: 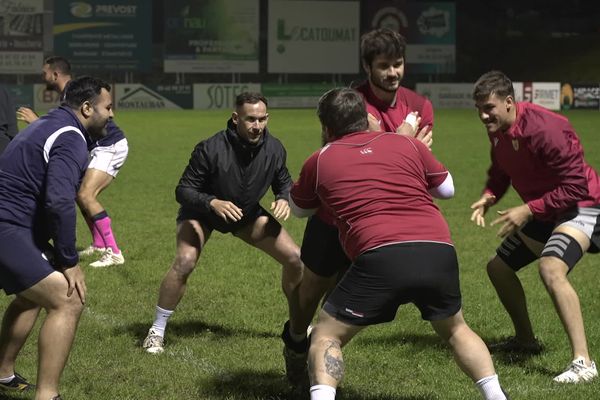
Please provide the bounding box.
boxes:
[281,321,310,387]
[553,357,597,383]
[143,328,164,354]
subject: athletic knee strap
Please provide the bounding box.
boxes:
[496,233,538,271]
[540,232,583,271]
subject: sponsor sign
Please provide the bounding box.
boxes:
[268,0,360,73]
[364,2,456,74]
[53,0,152,72]
[532,82,560,111]
[32,83,61,111]
[561,83,600,110]
[193,83,261,109]
[115,84,185,109]
[262,83,335,108]
[6,84,34,108]
[164,0,259,73]
[415,83,473,108]
[0,0,45,73]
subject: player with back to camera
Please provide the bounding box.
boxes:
[291,87,509,400]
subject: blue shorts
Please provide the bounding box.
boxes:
[0,223,55,295]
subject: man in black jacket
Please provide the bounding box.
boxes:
[142,92,306,359]
[0,84,18,155]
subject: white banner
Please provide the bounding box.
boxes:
[532,82,560,110]
[193,83,261,109]
[268,0,359,73]
[115,84,182,109]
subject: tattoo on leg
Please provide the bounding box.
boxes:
[324,340,344,381]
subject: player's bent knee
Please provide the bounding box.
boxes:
[172,253,198,277]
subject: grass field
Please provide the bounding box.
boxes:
[2,108,600,400]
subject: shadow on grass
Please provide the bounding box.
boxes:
[121,320,278,346]
[199,369,438,400]
[354,332,446,350]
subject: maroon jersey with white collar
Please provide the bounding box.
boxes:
[355,81,434,133]
[483,102,600,221]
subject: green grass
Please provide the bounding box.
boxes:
[2,108,600,399]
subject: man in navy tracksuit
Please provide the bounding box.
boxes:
[0,76,114,400]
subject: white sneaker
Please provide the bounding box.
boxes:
[78,245,105,257]
[143,329,164,354]
[89,248,125,268]
[553,357,598,383]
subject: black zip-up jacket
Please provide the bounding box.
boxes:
[176,119,292,228]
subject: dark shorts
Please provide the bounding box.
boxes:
[323,242,462,326]
[0,223,55,295]
[300,215,350,278]
[177,205,268,234]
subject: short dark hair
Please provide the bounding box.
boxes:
[360,28,406,67]
[62,76,111,109]
[473,70,515,102]
[317,88,368,138]
[44,56,72,75]
[235,92,268,108]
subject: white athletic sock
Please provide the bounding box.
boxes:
[475,374,506,400]
[310,384,336,400]
[150,306,173,337]
[289,324,307,343]
[0,374,15,383]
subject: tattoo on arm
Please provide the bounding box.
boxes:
[324,340,344,381]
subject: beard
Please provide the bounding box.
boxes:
[370,77,400,93]
[88,123,108,141]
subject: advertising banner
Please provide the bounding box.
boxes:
[363,1,456,74]
[0,0,44,74]
[262,83,335,108]
[7,84,34,108]
[193,83,261,109]
[53,0,152,72]
[32,83,61,112]
[532,82,560,111]
[268,0,360,74]
[115,84,191,109]
[415,83,472,108]
[164,0,259,73]
[560,83,600,110]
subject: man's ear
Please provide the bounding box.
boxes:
[81,101,93,118]
[231,111,238,125]
[362,61,370,76]
[505,95,515,111]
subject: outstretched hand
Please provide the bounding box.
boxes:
[490,204,533,238]
[271,198,290,221]
[210,199,243,222]
[470,193,497,227]
[16,107,39,124]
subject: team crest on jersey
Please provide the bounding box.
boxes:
[512,139,519,151]
[360,147,373,155]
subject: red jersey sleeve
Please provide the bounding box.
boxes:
[419,98,434,130]
[291,150,322,210]
[414,139,448,188]
[526,125,589,217]
[484,149,511,203]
